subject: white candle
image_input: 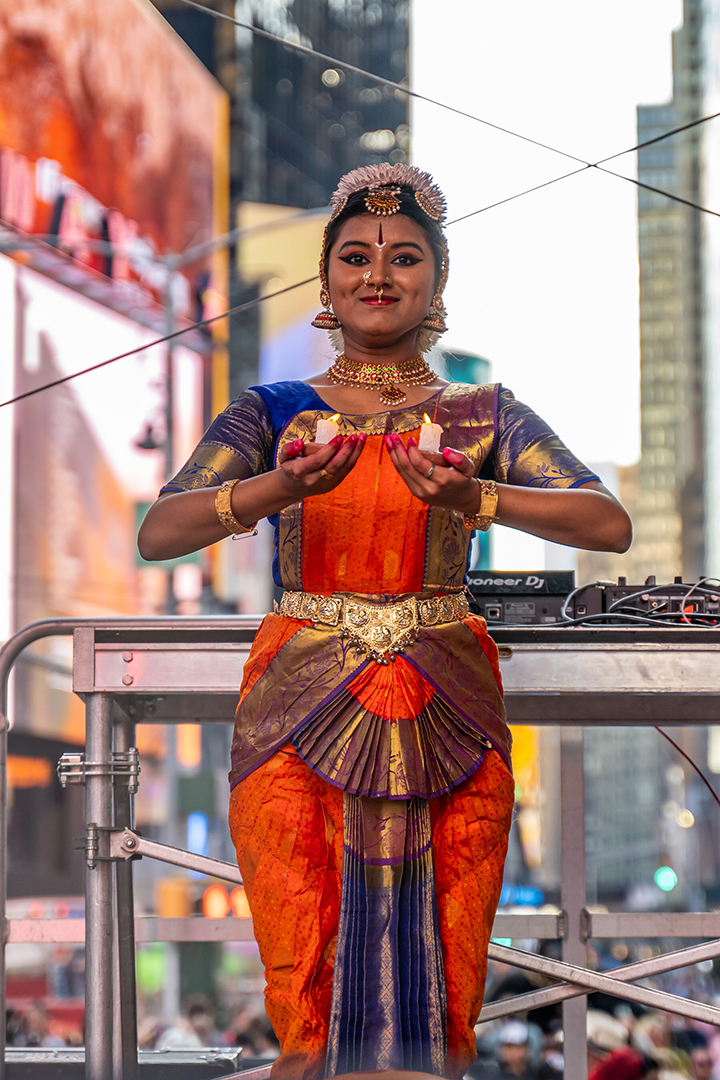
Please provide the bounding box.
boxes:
[418,412,442,453]
[316,413,341,444]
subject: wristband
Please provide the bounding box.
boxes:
[462,479,498,532]
[215,479,258,537]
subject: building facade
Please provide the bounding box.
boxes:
[628,3,705,584]
[152,0,411,210]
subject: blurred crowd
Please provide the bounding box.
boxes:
[471,1005,719,1079]
[136,999,280,1058]
[7,988,720,1079]
[6,997,280,1058]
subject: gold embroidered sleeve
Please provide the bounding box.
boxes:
[493,386,600,489]
[160,389,274,494]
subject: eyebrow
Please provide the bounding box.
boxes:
[337,240,425,254]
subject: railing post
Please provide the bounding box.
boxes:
[0,707,6,1080]
[84,693,114,1080]
[113,717,138,1080]
[561,726,588,1080]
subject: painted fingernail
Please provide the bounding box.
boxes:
[349,433,358,444]
[332,434,344,445]
[384,435,392,448]
[407,435,416,447]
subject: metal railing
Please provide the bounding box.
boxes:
[2,618,720,1079]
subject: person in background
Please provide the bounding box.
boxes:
[589,1046,658,1080]
[186,999,224,1047]
[587,1009,631,1074]
[690,1045,714,1080]
[479,1021,541,1080]
[11,1004,65,1048]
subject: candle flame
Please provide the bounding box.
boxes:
[330,413,340,422]
[423,413,432,424]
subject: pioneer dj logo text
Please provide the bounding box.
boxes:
[469,576,546,589]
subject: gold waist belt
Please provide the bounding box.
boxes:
[278,590,470,663]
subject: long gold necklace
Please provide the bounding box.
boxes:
[327,353,437,406]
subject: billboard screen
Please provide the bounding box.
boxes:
[3,254,204,741]
[0,0,228,319]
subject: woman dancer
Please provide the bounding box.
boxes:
[139,163,631,1080]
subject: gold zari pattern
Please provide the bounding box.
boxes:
[278,590,470,662]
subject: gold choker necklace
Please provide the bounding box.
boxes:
[327,353,436,406]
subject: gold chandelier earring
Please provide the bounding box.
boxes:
[311,286,341,331]
[420,292,448,335]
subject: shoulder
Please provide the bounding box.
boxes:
[248,380,325,429]
[436,381,500,424]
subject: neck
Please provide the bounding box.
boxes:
[340,328,422,366]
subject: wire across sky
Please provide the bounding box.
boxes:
[1,1,719,409]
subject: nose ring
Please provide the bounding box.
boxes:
[363,269,390,302]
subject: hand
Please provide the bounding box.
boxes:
[384,433,480,514]
[277,433,366,498]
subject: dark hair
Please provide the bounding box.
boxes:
[324,186,447,289]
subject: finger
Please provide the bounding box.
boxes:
[384,435,427,494]
[442,446,475,476]
[329,432,366,477]
[405,437,446,476]
[290,434,345,474]
[303,435,362,485]
[278,438,305,463]
[310,433,361,472]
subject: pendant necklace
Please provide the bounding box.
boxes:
[327,353,436,406]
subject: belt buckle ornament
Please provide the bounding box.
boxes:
[279,591,468,665]
[340,598,419,664]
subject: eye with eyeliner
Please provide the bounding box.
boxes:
[339,252,423,267]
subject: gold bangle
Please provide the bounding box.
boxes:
[462,479,498,532]
[215,479,258,536]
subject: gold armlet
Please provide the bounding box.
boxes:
[215,479,258,537]
[462,479,498,532]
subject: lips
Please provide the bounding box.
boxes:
[360,296,399,306]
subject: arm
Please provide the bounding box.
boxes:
[384,434,632,554]
[138,434,366,561]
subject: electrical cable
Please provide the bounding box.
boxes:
[178,0,720,222]
[0,276,318,409]
[655,728,720,813]
[3,63,720,404]
[175,0,591,168]
[594,165,720,219]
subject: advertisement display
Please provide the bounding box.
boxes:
[0,0,228,320]
[0,0,228,919]
[5,255,204,743]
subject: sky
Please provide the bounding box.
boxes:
[411,0,684,567]
[412,0,683,470]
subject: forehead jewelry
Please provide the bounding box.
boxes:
[365,186,401,216]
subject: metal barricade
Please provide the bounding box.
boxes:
[2,618,720,1080]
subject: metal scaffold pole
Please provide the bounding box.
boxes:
[113,718,139,1080]
[561,726,588,1080]
[84,693,115,1080]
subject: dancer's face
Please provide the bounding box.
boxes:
[327,213,437,350]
